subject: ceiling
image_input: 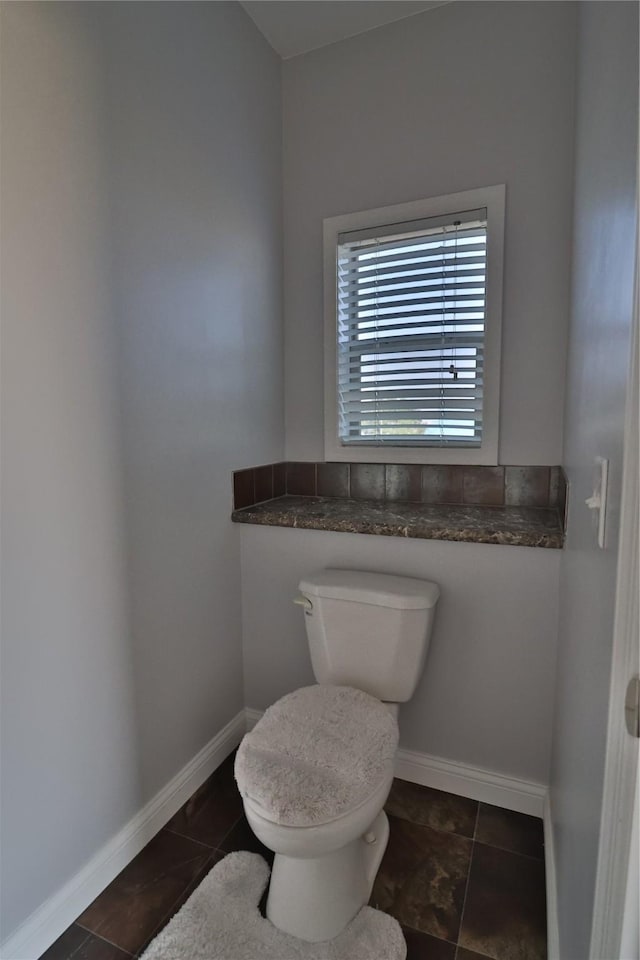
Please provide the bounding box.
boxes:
[240,1,449,59]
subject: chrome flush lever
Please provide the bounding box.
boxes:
[293,595,313,614]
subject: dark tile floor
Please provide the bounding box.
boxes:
[41,753,547,960]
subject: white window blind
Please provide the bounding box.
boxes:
[336,208,488,447]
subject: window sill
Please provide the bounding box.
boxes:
[322,444,499,466]
[231,495,564,549]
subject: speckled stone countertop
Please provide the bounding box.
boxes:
[231,495,564,549]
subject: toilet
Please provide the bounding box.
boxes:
[234,569,440,943]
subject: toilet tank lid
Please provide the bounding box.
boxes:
[298,569,440,610]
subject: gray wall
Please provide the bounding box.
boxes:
[101,1,284,800]
[0,0,283,944]
[550,4,638,958]
[282,1,577,465]
[0,3,138,939]
[240,525,561,786]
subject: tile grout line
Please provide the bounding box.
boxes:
[454,803,480,956]
[133,850,221,959]
[74,923,135,957]
[385,807,480,845]
[472,836,545,863]
[52,925,92,960]
[401,923,459,950]
[215,810,246,851]
[160,825,219,850]
[472,802,481,842]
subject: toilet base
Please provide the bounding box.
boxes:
[266,810,390,943]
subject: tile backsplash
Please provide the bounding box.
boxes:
[233,461,567,519]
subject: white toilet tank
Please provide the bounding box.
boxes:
[297,569,440,703]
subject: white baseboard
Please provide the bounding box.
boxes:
[395,747,546,817]
[246,707,546,817]
[245,707,263,730]
[543,792,560,960]
[1,710,247,960]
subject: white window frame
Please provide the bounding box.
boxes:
[323,185,505,465]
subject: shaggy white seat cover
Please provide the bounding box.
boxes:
[235,685,399,827]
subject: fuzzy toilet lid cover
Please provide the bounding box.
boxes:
[235,684,399,828]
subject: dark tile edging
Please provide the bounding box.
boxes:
[233,461,567,522]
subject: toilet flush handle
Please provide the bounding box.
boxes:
[293,595,313,613]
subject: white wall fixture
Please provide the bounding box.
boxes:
[584,457,609,549]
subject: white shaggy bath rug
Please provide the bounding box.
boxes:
[140,851,406,960]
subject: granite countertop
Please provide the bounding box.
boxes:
[231,495,564,549]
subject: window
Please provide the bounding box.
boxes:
[323,186,505,464]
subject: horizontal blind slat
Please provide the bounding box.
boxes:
[338,259,488,283]
[342,388,484,403]
[341,352,484,369]
[343,403,484,416]
[340,292,485,312]
[344,334,483,351]
[339,282,485,305]
[340,270,486,293]
[339,239,487,266]
[339,367,486,381]
[344,309,485,331]
[340,377,484,392]
[339,246,487,274]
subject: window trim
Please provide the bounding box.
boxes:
[323,185,505,465]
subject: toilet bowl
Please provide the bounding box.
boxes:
[244,769,394,942]
[243,768,394,859]
[234,569,440,943]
